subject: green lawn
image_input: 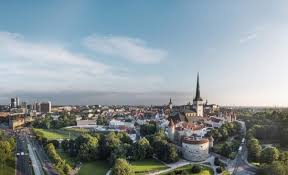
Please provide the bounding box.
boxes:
[0,159,15,175]
[77,161,110,175]
[161,164,213,175]
[34,128,76,140]
[130,159,168,174]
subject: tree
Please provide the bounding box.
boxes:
[166,143,179,163]
[279,151,288,164]
[61,139,70,152]
[220,143,232,158]
[260,147,280,164]
[132,137,152,160]
[111,159,134,175]
[247,138,262,162]
[76,134,99,161]
[0,141,12,166]
[140,122,157,137]
[257,161,288,175]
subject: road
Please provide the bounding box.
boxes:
[232,121,257,175]
[15,131,33,175]
[232,145,257,175]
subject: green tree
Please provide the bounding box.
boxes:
[260,147,280,164]
[111,159,135,175]
[0,141,12,166]
[247,138,262,162]
[132,137,152,160]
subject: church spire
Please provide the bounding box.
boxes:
[194,72,203,101]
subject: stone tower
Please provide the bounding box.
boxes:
[168,119,175,141]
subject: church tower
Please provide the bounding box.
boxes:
[193,73,204,117]
[168,98,173,110]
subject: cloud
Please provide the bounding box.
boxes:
[0,31,165,93]
[0,32,108,73]
[239,33,257,44]
[83,34,167,64]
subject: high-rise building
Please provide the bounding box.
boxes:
[193,73,204,117]
[40,101,51,113]
[10,98,17,108]
[15,97,20,107]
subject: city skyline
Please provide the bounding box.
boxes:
[1,1,288,106]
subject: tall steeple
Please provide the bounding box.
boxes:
[168,98,173,109]
[194,72,203,101]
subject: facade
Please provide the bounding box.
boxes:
[9,113,25,130]
[40,101,51,113]
[182,136,210,161]
[76,120,97,126]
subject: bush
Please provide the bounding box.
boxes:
[191,165,201,173]
[214,157,221,166]
[216,167,224,174]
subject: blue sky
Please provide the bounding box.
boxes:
[0,1,288,106]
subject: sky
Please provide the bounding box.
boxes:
[0,1,288,106]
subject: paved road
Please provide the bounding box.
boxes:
[16,132,33,175]
[232,121,257,175]
[233,146,257,175]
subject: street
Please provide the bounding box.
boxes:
[16,131,33,175]
[232,121,257,175]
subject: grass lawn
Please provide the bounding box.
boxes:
[161,164,213,175]
[77,161,110,175]
[130,159,168,174]
[34,128,76,140]
[0,159,15,175]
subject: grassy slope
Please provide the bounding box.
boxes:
[130,159,168,174]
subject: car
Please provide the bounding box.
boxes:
[16,153,20,156]
[20,152,24,156]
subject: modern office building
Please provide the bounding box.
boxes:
[10,98,17,108]
[40,101,51,113]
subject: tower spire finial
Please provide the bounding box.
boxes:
[194,72,202,101]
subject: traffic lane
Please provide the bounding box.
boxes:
[16,134,32,175]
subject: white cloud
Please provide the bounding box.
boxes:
[0,31,165,93]
[0,32,108,74]
[83,34,167,64]
[239,33,257,44]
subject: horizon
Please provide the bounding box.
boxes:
[1,1,288,106]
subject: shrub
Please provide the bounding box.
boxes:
[214,157,221,166]
[191,165,201,173]
[216,167,224,174]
